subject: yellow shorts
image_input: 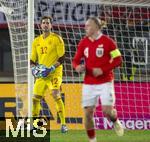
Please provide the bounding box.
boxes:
[33,70,62,96]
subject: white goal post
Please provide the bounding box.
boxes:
[1,0,150,130]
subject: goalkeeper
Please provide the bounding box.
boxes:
[30,16,68,133]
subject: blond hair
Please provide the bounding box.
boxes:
[88,16,107,29]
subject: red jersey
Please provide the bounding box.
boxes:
[72,34,122,84]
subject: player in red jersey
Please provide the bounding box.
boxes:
[72,17,124,142]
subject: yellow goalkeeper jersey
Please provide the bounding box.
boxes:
[31,32,65,68]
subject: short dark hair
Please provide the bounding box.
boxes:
[40,16,53,23]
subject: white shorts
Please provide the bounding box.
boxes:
[82,82,115,107]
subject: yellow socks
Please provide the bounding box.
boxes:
[55,97,66,125]
[32,97,41,117]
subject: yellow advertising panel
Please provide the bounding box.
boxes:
[0,84,84,130]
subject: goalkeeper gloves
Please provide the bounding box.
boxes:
[31,65,41,78]
[31,64,56,78]
[41,65,56,77]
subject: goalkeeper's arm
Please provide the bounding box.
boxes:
[30,60,36,66]
[30,55,65,68]
[53,55,65,68]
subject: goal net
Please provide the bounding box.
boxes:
[0,0,28,118]
[1,0,150,130]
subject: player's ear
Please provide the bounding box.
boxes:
[49,16,53,24]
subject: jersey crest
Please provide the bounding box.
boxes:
[96,44,104,57]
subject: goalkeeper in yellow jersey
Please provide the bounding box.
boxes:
[30,16,68,133]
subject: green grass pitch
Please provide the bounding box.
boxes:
[50,130,150,142]
[0,129,149,142]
